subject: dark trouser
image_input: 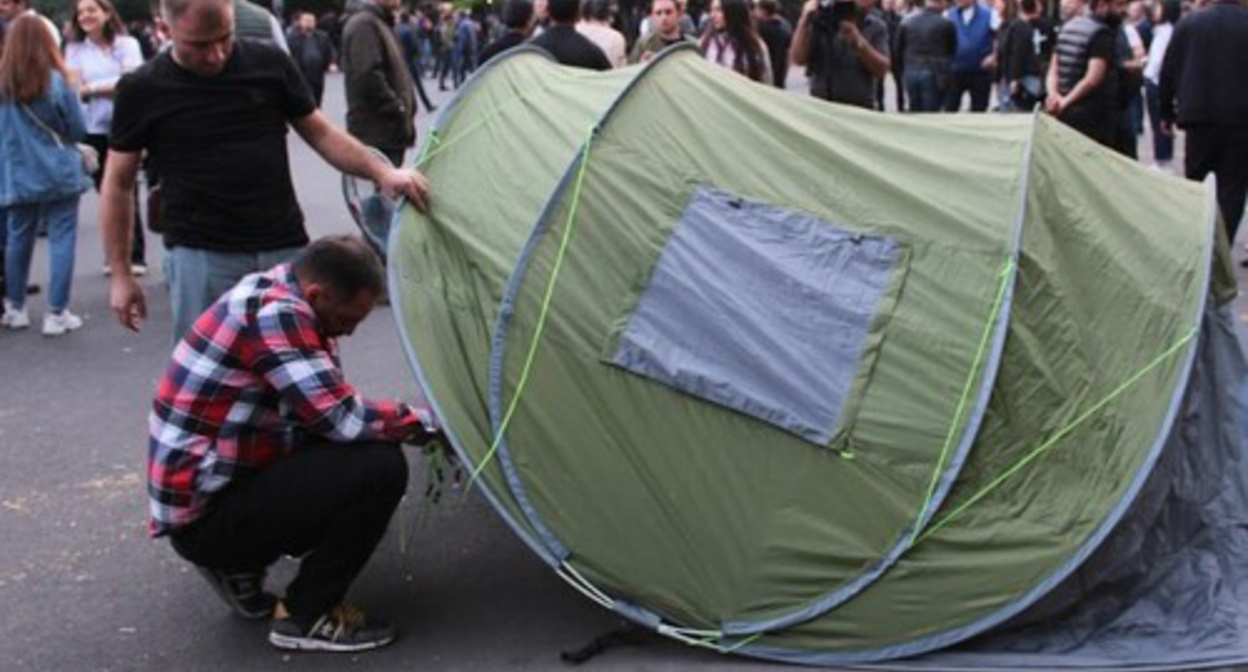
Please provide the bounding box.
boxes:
[170,441,409,624]
[308,76,325,108]
[406,57,436,112]
[436,49,452,89]
[944,71,992,112]
[1143,80,1173,163]
[904,67,945,112]
[84,134,144,265]
[1186,124,1248,243]
[378,146,406,168]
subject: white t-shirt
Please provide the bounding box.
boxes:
[577,21,627,68]
[1144,22,1172,84]
[65,35,143,134]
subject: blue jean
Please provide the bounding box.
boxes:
[163,245,302,342]
[5,197,79,313]
[904,68,946,112]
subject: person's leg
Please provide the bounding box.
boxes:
[42,196,79,315]
[969,71,991,112]
[943,73,967,111]
[170,441,408,623]
[1214,125,1248,244]
[1144,80,1173,163]
[4,204,39,314]
[164,247,260,342]
[412,68,435,112]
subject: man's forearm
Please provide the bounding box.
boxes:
[791,17,813,66]
[100,174,136,274]
[858,42,890,78]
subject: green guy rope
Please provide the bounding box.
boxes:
[469,128,598,488]
[918,327,1199,542]
[911,257,1015,544]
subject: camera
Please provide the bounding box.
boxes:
[813,0,859,29]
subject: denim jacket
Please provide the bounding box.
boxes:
[0,71,92,207]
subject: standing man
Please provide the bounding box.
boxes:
[101,0,430,341]
[895,0,958,111]
[1158,0,1248,245]
[479,0,535,65]
[629,0,697,63]
[755,0,793,88]
[342,0,417,167]
[1045,0,1120,148]
[288,11,336,106]
[529,0,612,70]
[790,0,892,109]
[150,235,442,651]
[944,0,997,111]
[578,0,627,67]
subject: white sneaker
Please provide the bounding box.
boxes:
[42,310,83,336]
[131,263,148,277]
[1,301,30,330]
[102,263,111,277]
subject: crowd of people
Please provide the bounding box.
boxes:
[0,0,1244,656]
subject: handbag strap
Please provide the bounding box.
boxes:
[20,103,66,149]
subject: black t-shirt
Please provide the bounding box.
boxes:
[529,25,612,71]
[111,39,316,252]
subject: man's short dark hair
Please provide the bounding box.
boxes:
[502,0,535,28]
[757,0,779,14]
[293,235,386,300]
[1020,0,1037,12]
[548,0,580,23]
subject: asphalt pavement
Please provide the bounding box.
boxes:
[1,67,1245,672]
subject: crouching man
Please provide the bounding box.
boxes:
[147,235,438,652]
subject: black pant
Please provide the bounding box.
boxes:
[1185,124,1248,243]
[944,71,992,112]
[170,441,409,623]
[84,134,144,265]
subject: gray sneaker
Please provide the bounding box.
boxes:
[269,604,396,652]
[194,566,277,620]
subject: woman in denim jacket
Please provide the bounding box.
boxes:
[0,14,92,336]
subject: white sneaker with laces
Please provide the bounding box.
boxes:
[42,310,83,336]
[1,301,30,330]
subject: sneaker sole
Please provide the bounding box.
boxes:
[268,631,395,652]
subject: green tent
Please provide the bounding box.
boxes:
[388,45,1248,666]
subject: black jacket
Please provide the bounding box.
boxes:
[1158,0,1248,127]
[529,25,611,71]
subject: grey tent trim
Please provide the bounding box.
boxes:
[484,45,702,565]
[722,112,1038,638]
[382,45,572,571]
[384,211,562,569]
[730,178,1219,666]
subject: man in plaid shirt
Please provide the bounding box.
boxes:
[150,235,438,652]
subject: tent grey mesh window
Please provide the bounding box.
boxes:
[607,186,903,445]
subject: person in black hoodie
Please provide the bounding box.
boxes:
[996,0,1043,110]
[479,0,534,65]
[755,0,792,88]
[529,0,611,69]
[1158,0,1248,244]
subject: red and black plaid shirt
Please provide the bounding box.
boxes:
[147,264,427,537]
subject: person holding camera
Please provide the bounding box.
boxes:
[790,0,891,109]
